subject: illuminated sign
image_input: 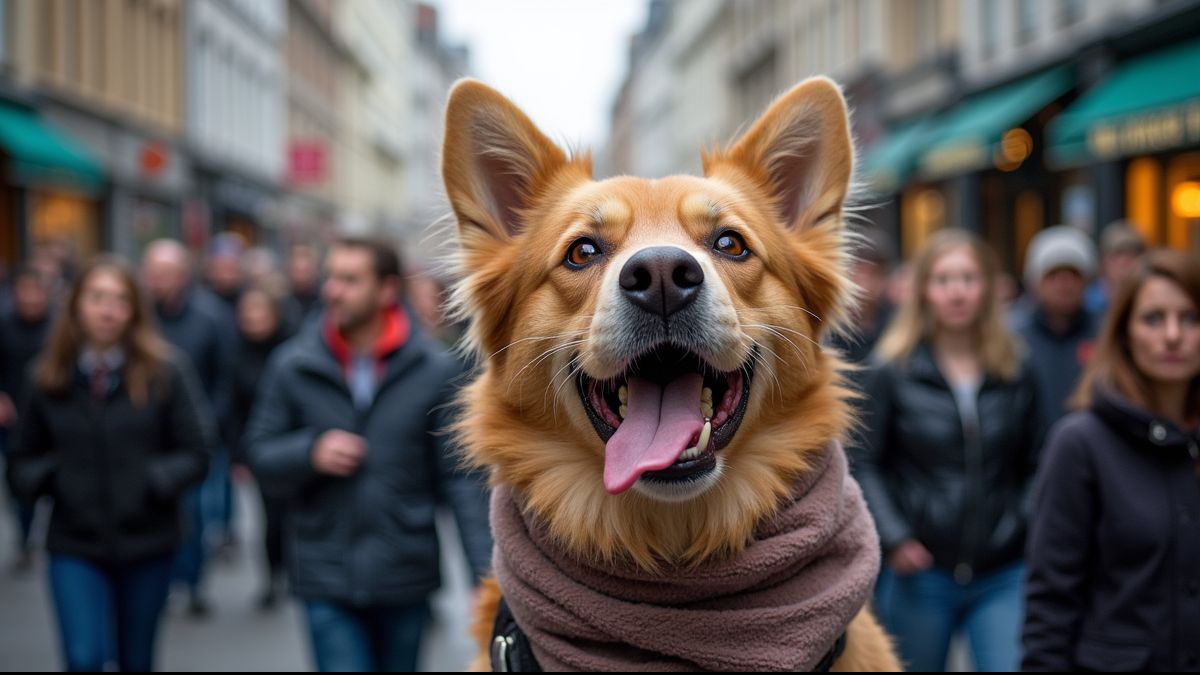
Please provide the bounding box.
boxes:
[1087,99,1200,160]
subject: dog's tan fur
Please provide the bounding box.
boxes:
[444,78,900,671]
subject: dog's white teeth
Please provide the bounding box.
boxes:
[701,387,713,405]
[618,404,627,419]
[618,386,628,404]
[700,402,713,418]
[678,421,713,463]
[698,420,712,451]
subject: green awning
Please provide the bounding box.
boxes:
[0,102,103,192]
[918,65,1074,179]
[860,117,941,193]
[1048,38,1200,167]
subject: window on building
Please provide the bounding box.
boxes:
[830,1,844,72]
[738,49,777,125]
[1166,153,1200,254]
[916,0,939,61]
[90,0,107,95]
[196,33,208,140]
[1017,0,1038,46]
[858,0,871,60]
[981,0,1000,60]
[1127,157,1163,245]
[846,0,859,69]
[38,1,54,78]
[1057,0,1085,27]
[0,0,7,67]
[902,187,946,258]
[63,0,82,86]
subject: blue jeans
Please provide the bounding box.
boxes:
[303,599,429,672]
[877,561,1025,672]
[172,487,206,593]
[1,428,36,548]
[48,552,174,672]
[201,445,234,540]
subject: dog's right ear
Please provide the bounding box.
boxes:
[442,80,573,246]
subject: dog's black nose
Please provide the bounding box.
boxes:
[619,246,704,318]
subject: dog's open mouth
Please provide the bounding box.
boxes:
[577,344,753,495]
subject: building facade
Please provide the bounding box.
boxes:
[609,0,1200,270]
[187,0,286,249]
[5,0,187,262]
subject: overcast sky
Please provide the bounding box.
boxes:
[435,0,647,152]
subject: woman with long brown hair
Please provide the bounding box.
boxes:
[1023,249,1200,671]
[6,257,212,671]
[852,229,1042,671]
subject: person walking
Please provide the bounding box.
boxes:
[0,266,54,572]
[246,238,491,672]
[853,229,1042,672]
[1023,250,1200,671]
[6,257,212,671]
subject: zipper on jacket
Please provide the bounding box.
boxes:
[955,385,983,586]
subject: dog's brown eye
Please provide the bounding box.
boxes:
[565,238,602,268]
[714,231,749,259]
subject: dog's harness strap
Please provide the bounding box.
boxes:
[491,598,543,672]
[491,596,847,672]
[812,631,848,672]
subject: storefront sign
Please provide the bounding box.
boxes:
[920,140,988,179]
[288,141,328,186]
[1088,99,1200,160]
[139,140,169,177]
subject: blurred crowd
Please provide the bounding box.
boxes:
[0,217,1197,672]
[840,222,1200,672]
[0,234,483,672]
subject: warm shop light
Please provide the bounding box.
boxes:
[1171,181,1200,218]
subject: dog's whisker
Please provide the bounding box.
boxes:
[736,305,824,323]
[550,359,585,421]
[741,323,819,360]
[749,321,823,348]
[489,330,589,360]
[749,346,784,403]
[507,338,591,397]
[544,354,584,415]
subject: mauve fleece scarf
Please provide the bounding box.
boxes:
[490,441,880,671]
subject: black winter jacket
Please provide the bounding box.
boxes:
[1022,386,1200,672]
[7,353,214,562]
[851,343,1042,580]
[245,321,492,607]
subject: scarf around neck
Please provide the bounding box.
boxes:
[490,441,880,671]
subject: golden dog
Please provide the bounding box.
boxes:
[442,77,900,672]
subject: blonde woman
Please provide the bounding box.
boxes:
[851,229,1042,671]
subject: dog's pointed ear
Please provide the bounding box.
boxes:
[707,77,853,230]
[442,79,577,244]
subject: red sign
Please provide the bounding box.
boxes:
[288,141,328,186]
[140,141,169,177]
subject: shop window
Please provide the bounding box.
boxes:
[1166,153,1200,255]
[902,187,946,259]
[30,192,98,259]
[1017,0,1038,46]
[1126,157,1162,245]
[1015,190,1044,272]
[1062,183,1095,233]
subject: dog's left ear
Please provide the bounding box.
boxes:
[709,77,853,230]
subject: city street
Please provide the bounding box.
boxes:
[0,485,477,672]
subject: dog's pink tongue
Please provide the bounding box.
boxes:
[603,373,705,494]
